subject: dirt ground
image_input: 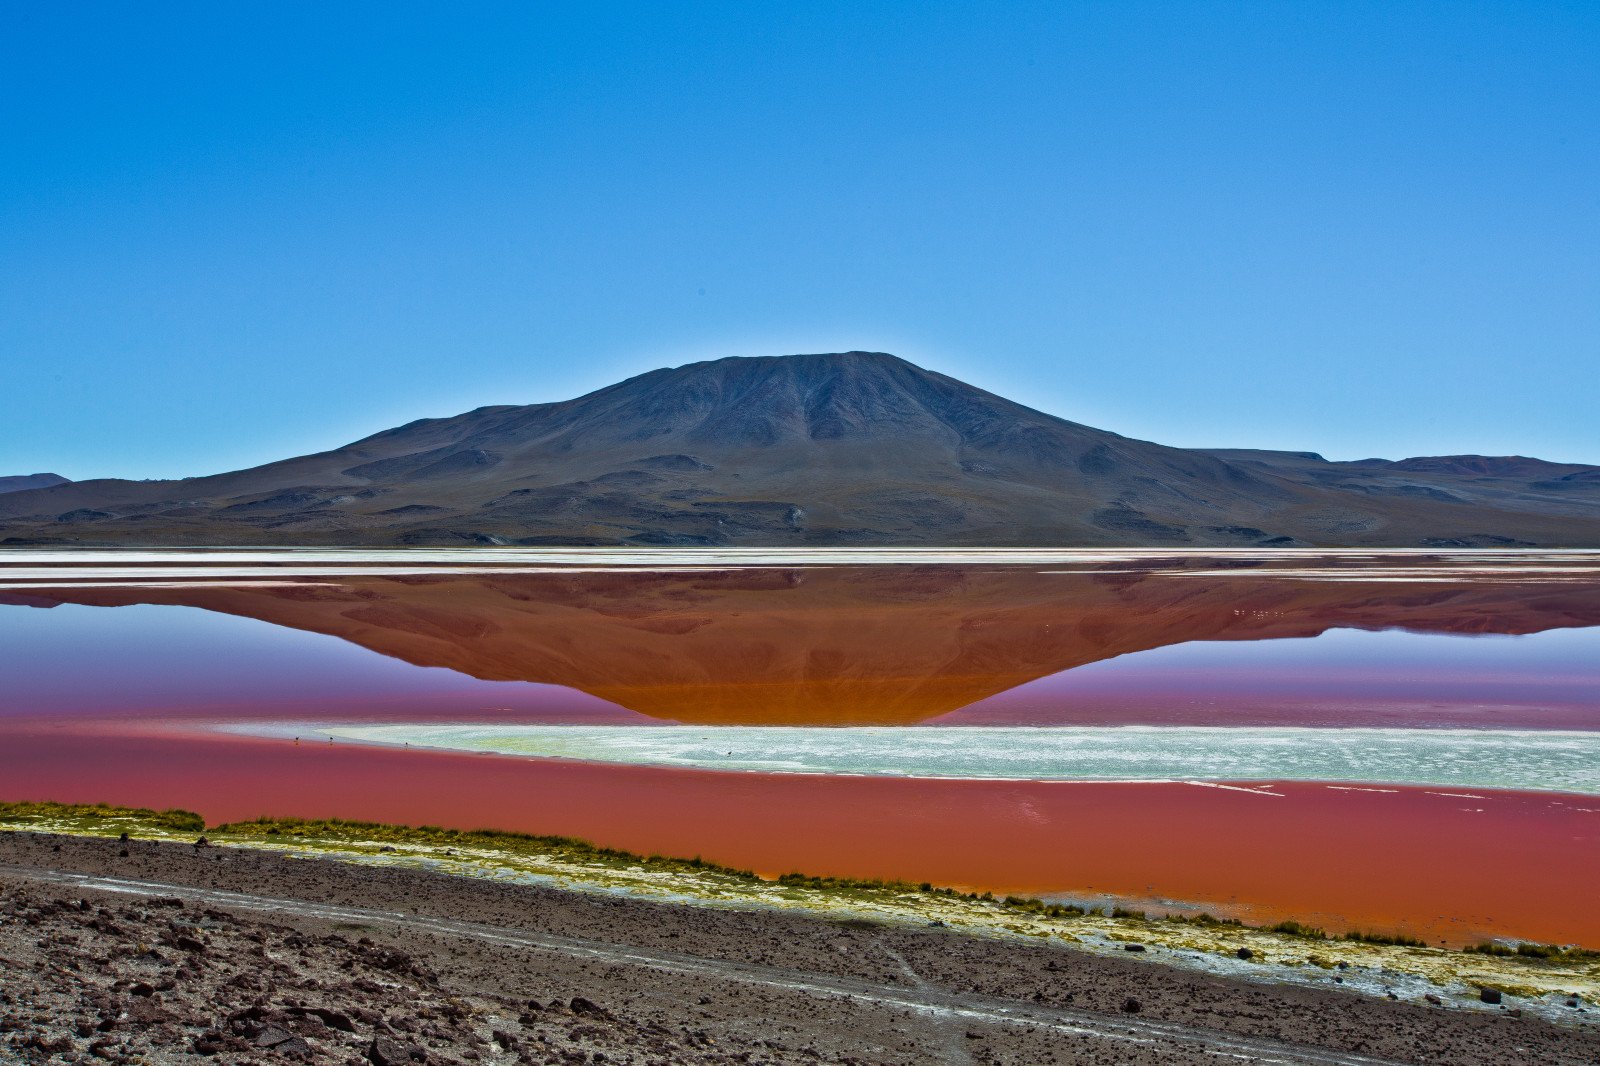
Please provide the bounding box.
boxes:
[0,831,1594,1065]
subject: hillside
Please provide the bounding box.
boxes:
[2,352,1597,546]
[0,473,69,495]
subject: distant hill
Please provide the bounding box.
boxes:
[1,352,1596,546]
[0,473,69,495]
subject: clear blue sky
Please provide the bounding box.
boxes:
[3,1,1596,480]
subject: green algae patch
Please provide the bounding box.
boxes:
[0,801,205,834]
[4,801,1598,1023]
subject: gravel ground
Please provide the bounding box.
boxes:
[1,831,1595,1065]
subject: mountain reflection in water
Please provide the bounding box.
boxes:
[4,551,1600,948]
[5,552,1599,727]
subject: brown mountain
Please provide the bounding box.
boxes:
[2,351,1597,546]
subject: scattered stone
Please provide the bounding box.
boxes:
[1425,994,1443,1006]
[369,1033,419,1066]
[1121,997,1142,1013]
[1123,943,1146,952]
[1235,948,1253,960]
[192,1030,227,1055]
[570,996,609,1018]
[1480,988,1503,1005]
[287,1005,355,1032]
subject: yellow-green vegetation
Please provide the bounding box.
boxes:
[0,800,206,834]
[4,802,1597,1017]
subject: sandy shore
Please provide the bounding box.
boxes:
[2,830,1597,1065]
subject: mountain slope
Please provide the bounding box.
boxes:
[0,473,69,495]
[2,352,1597,546]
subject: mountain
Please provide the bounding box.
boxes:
[2,351,1597,546]
[0,473,69,495]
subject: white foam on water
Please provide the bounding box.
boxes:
[231,723,1600,795]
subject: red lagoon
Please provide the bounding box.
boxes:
[3,719,1598,949]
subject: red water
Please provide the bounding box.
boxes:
[3,719,1597,948]
[3,556,1599,947]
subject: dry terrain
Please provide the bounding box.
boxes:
[2,831,1596,1065]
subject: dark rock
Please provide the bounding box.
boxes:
[1480,988,1503,1004]
[1236,948,1253,960]
[1121,997,1142,1013]
[1425,994,1443,1006]
[23,1033,75,1053]
[569,997,609,1018]
[286,1006,356,1032]
[369,1034,420,1065]
[129,983,154,998]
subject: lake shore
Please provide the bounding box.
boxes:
[5,823,1600,1066]
[8,718,1600,949]
[2,803,1596,1036]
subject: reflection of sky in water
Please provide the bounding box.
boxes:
[2,598,1597,728]
[284,722,1600,795]
[950,625,1600,727]
[0,603,620,720]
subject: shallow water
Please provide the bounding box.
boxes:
[284,722,1600,794]
[3,548,1599,945]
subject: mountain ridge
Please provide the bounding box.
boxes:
[0,473,70,495]
[3,351,1598,547]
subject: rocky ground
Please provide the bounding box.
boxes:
[1,831,1596,1065]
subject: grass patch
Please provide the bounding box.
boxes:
[0,800,204,833]
[1342,930,1428,948]
[1165,912,1245,929]
[1268,920,1329,940]
[217,815,769,882]
[1467,941,1600,962]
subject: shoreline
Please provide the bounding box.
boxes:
[7,725,1599,949]
[3,801,1596,1029]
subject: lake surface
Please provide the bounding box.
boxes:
[3,548,1598,946]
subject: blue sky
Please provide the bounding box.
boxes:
[3,1,1596,480]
